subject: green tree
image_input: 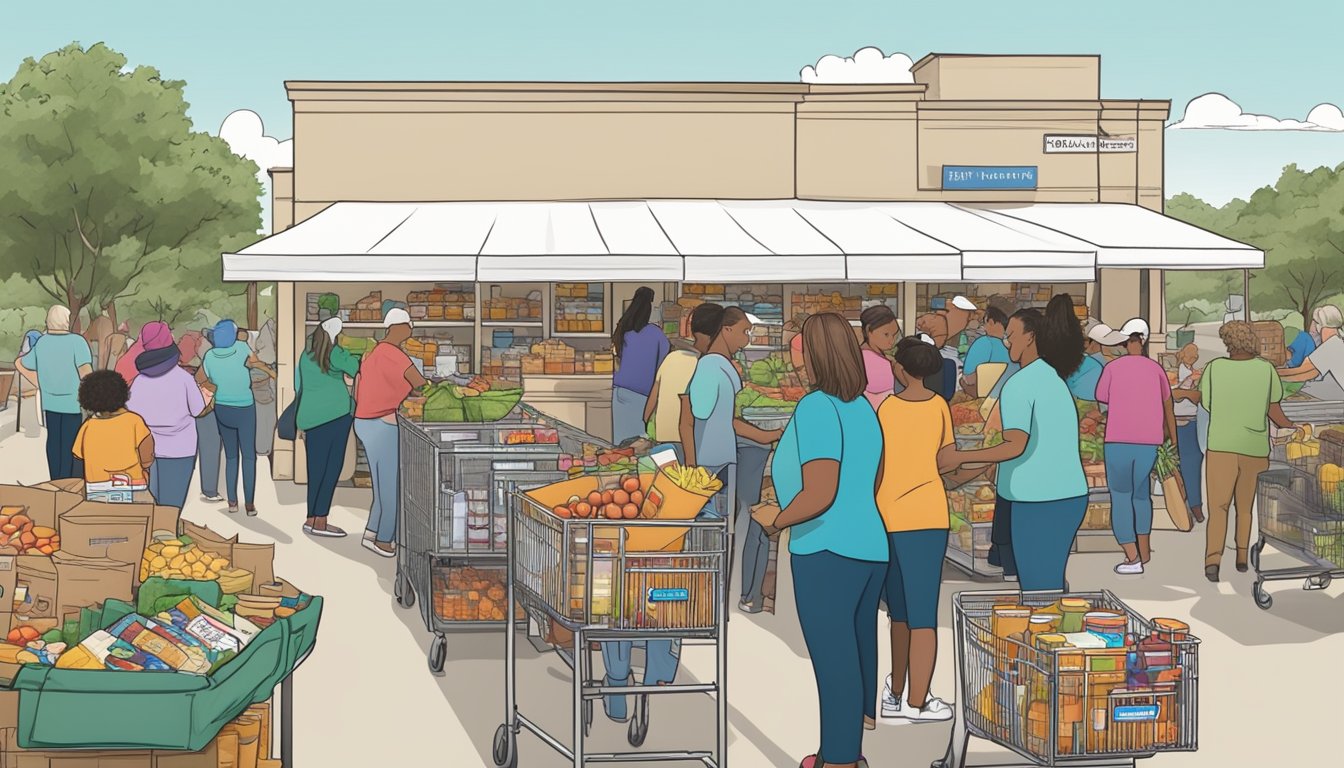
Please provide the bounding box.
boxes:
[1165,163,1344,323]
[0,43,262,332]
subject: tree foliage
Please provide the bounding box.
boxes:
[0,43,262,331]
[1165,164,1344,323]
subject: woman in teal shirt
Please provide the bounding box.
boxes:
[196,319,274,515]
[948,295,1089,592]
[760,312,886,768]
[297,317,360,537]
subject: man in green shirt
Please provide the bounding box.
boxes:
[1198,321,1296,582]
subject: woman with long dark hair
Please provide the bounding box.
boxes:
[298,317,360,537]
[859,305,900,409]
[946,295,1089,592]
[759,312,886,768]
[610,287,669,443]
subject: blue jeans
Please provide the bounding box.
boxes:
[214,404,258,506]
[989,495,1017,577]
[1010,496,1087,592]
[600,640,683,721]
[354,417,399,543]
[1105,443,1159,545]
[792,550,885,764]
[1177,421,1203,509]
[44,410,83,481]
[611,386,650,444]
[149,456,197,510]
[196,411,223,497]
[305,414,352,518]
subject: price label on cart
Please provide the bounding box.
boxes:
[646,588,689,603]
[1112,705,1159,722]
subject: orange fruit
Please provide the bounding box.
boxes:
[622,477,640,493]
[575,502,592,518]
[601,490,614,506]
[586,491,603,507]
[612,489,630,506]
[622,504,639,519]
[604,504,623,520]
[630,490,644,506]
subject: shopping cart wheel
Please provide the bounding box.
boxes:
[428,634,447,674]
[492,724,517,768]
[1253,580,1273,610]
[395,570,415,609]
[627,694,649,747]
[1250,539,1265,570]
[1304,574,1331,590]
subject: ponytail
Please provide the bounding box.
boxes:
[1038,294,1084,379]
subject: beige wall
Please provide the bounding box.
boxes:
[912,55,1101,101]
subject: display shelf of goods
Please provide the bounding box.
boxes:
[483,289,543,322]
[554,283,605,333]
[952,482,997,523]
[680,284,785,323]
[523,338,584,376]
[1077,400,1107,486]
[791,290,862,321]
[405,284,476,322]
[432,564,524,622]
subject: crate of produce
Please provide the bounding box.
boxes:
[941,590,1198,768]
[1250,320,1287,366]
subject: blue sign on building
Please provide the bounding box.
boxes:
[942,165,1039,190]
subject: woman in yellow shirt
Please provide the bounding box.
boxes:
[874,337,979,724]
[73,370,154,486]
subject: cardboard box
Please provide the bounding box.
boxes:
[13,557,56,621]
[0,555,15,634]
[0,486,82,531]
[53,514,148,573]
[58,500,178,563]
[51,552,134,624]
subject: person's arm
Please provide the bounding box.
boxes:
[138,434,155,470]
[773,459,840,528]
[733,417,781,445]
[644,378,661,426]
[195,363,210,387]
[404,362,428,389]
[678,393,696,466]
[953,429,1029,466]
[1173,387,1201,404]
[186,376,208,418]
[1094,363,1112,405]
[960,373,979,397]
[1163,393,1178,447]
[1268,367,1294,430]
[1278,360,1319,382]
[75,338,93,379]
[15,357,37,387]
[247,353,277,380]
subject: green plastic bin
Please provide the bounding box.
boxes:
[11,596,323,751]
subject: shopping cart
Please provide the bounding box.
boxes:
[396,413,568,673]
[934,590,1199,768]
[1250,465,1344,609]
[493,486,730,768]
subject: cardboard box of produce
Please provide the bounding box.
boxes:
[0,555,15,634]
[51,552,135,626]
[0,486,82,531]
[54,513,148,573]
[13,556,56,622]
[59,498,178,565]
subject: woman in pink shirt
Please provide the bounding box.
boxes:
[859,305,901,410]
[1094,318,1177,575]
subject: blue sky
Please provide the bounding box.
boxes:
[4,0,1342,207]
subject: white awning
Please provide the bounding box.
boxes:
[964,202,1264,269]
[222,199,1260,282]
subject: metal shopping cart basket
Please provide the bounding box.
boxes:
[493,485,730,768]
[1250,465,1344,609]
[935,590,1199,768]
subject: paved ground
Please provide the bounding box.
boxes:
[0,405,1338,768]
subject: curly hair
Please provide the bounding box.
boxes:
[78,370,131,414]
[1219,320,1259,357]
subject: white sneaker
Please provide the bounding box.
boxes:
[363,530,376,542]
[901,697,953,723]
[1114,560,1145,575]
[880,675,902,718]
[1002,574,1018,583]
[201,494,223,503]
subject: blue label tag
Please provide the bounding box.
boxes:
[647,588,689,603]
[1113,705,1159,722]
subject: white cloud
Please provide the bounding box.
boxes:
[800,47,915,84]
[1169,93,1344,132]
[219,109,294,233]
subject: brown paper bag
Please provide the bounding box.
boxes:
[1162,474,1193,532]
[51,552,134,622]
[180,520,237,560]
[230,542,275,588]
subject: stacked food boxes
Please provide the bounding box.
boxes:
[482,291,542,321]
[480,347,527,380]
[407,287,475,322]
[791,291,863,320]
[575,351,615,375]
[554,283,604,333]
[522,339,577,376]
[349,291,384,323]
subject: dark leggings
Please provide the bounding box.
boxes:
[304,414,352,518]
[792,549,885,764]
[214,404,258,505]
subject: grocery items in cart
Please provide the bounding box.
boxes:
[935,590,1198,768]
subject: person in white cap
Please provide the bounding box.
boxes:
[352,307,427,556]
[296,315,361,538]
[1094,317,1177,574]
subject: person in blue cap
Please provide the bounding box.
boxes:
[195,319,275,515]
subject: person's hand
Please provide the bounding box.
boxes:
[766,428,783,444]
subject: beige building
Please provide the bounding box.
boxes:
[226,54,1262,482]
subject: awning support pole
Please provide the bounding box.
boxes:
[1243,269,1251,320]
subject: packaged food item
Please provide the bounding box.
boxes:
[106,614,211,674]
[1083,612,1126,647]
[1055,598,1091,633]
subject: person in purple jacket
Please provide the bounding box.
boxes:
[610,287,670,443]
[127,327,212,509]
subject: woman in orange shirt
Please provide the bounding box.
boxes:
[874,337,983,724]
[73,370,154,487]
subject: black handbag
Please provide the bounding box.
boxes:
[278,368,302,441]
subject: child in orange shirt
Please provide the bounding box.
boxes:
[74,370,154,486]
